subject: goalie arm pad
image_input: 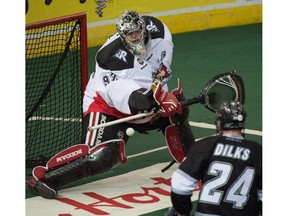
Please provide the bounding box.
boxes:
[128,88,157,114]
[128,80,184,117]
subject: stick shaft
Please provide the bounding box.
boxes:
[87,96,204,131]
[87,111,155,131]
[180,95,203,106]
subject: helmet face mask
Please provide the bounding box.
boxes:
[116,10,147,56]
[215,101,246,134]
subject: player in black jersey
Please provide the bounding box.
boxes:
[167,101,262,216]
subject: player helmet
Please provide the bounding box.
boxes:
[215,101,246,132]
[116,10,147,56]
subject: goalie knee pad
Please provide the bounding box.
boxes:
[87,140,125,175]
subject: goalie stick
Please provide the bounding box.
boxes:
[88,70,245,131]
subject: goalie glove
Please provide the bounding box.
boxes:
[171,78,183,97]
[153,81,182,117]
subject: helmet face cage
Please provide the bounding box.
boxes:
[215,101,246,132]
[116,10,147,56]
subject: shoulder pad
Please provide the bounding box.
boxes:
[97,38,135,70]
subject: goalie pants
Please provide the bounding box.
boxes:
[43,94,195,190]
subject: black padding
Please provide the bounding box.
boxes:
[128,89,157,114]
[171,191,192,215]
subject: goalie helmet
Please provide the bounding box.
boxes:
[215,101,246,132]
[116,10,148,56]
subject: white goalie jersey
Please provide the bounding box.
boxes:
[83,16,174,122]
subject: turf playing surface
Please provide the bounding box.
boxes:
[26,23,262,215]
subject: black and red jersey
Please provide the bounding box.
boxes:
[171,135,262,216]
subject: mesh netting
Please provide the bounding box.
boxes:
[26,14,87,167]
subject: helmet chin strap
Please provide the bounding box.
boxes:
[132,43,147,56]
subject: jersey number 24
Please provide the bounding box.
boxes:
[199,161,255,209]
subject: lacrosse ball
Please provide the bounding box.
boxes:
[126,127,135,136]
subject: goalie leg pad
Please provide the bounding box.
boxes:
[173,114,196,154]
[26,140,127,199]
[44,140,127,189]
[165,125,185,163]
[169,91,196,155]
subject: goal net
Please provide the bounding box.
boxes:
[26,13,88,167]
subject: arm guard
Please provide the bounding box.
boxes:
[128,88,157,114]
[171,191,192,215]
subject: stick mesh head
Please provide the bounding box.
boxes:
[202,71,245,112]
